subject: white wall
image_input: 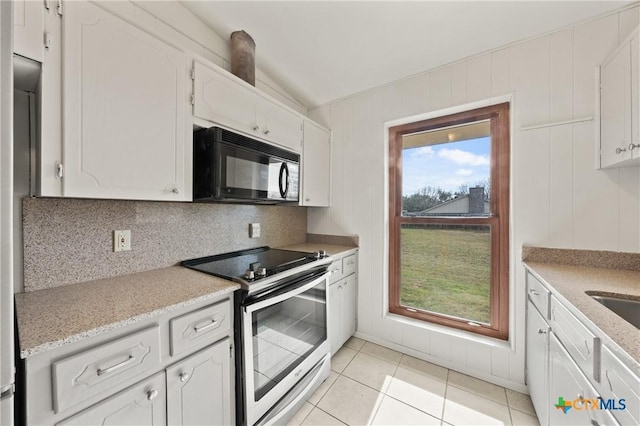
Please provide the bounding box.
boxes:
[308,6,640,390]
[104,1,308,114]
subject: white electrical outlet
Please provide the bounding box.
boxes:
[113,230,131,252]
[249,223,261,238]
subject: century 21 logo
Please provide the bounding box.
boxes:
[554,396,626,414]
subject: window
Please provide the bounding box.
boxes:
[388,103,510,340]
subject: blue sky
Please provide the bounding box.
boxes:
[402,137,490,196]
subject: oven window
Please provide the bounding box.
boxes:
[251,281,326,401]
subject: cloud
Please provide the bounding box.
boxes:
[411,146,435,158]
[438,148,489,166]
[456,168,473,176]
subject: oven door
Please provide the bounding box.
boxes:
[216,142,299,203]
[242,272,329,425]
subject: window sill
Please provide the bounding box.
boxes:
[385,311,513,351]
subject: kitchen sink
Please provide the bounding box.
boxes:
[589,294,640,329]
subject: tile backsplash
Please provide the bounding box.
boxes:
[22,198,307,292]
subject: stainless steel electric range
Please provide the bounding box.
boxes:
[182,247,332,426]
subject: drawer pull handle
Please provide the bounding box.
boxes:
[529,289,539,296]
[194,319,218,333]
[179,372,190,383]
[147,389,158,401]
[537,328,547,334]
[96,355,135,376]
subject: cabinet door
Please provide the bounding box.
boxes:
[548,333,600,426]
[193,60,257,135]
[258,97,303,153]
[328,280,342,355]
[63,1,189,200]
[526,301,549,426]
[57,372,166,426]
[14,0,43,62]
[632,33,640,160]
[302,120,331,207]
[341,274,357,347]
[600,41,632,168]
[167,338,232,426]
[600,345,639,426]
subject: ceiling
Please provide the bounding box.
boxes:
[181,1,633,109]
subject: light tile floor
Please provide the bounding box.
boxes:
[288,337,540,426]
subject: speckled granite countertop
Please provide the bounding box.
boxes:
[523,262,640,364]
[279,243,358,257]
[15,266,238,359]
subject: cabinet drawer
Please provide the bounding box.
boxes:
[527,273,550,318]
[52,326,161,413]
[600,345,639,426]
[328,259,343,284]
[170,300,231,357]
[550,295,599,381]
[343,254,357,276]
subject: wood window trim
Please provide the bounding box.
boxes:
[388,102,510,340]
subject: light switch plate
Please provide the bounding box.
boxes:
[113,230,131,252]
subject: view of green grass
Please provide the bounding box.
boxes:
[400,226,491,324]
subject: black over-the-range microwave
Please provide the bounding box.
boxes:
[193,127,300,204]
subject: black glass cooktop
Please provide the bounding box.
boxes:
[181,246,322,282]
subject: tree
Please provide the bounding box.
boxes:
[402,186,453,213]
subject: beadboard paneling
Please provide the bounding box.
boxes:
[309,5,640,390]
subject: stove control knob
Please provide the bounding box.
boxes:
[312,251,321,260]
[256,267,267,277]
[244,270,255,280]
[319,250,327,258]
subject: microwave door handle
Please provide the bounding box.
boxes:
[279,162,289,198]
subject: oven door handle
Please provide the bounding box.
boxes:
[244,272,328,313]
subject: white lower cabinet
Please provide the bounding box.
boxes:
[166,339,231,426]
[548,333,599,426]
[24,297,234,425]
[526,301,549,426]
[600,345,640,426]
[526,270,637,426]
[328,253,357,355]
[57,373,167,426]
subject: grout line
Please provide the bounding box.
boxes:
[315,406,348,426]
[441,368,450,421]
[319,338,534,426]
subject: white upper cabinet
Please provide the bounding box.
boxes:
[62,1,190,201]
[192,60,303,153]
[257,95,303,152]
[193,60,256,135]
[599,26,640,168]
[301,119,331,207]
[14,0,44,62]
